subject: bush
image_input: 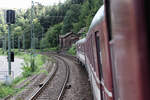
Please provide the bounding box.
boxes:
[21,59,32,77]
[68,44,76,56]
[21,53,47,77]
[0,48,7,55]
[22,66,32,77]
[13,49,22,55]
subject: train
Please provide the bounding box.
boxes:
[75,0,150,100]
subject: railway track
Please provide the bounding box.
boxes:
[28,55,70,100]
[56,55,70,100]
[3,52,92,100]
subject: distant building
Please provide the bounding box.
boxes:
[59,32,79,49]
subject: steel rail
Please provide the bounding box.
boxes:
[29,59,58,100]
[29,55,70,100]
[55,55,70,100]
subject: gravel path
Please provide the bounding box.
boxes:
[0,56,24,82]
[61,56,93,100]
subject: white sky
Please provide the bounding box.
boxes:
[0,0,66,9]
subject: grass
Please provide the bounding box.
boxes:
[0,77,28,98]
[0,83,17,98]
[0,76,26,98]
[0,48,49,98]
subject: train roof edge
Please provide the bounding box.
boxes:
[76,38,86,44]
[75,5,104,45]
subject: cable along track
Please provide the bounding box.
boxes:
[29,55,70,100]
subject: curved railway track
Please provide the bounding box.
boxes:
[56,55,70,100]
[29,55,70,100]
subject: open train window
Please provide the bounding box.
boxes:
[144,0,150,56]
[105,0,112,41]
[95,31,103,80]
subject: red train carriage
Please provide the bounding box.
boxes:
[76,0,150,100]
[76,38,86,65]
[76,5,113,100]
[105,0,150,100]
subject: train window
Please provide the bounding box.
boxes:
[144,0,150,56]
[95,31,103,80]
[91,35,96,71]
[105,0,112,41]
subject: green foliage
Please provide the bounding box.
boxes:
[12,77,26,86]
[35,54,46,68]
[40,23,63,48]
[21,53,47,77]
[0,48,4,55]
[22,65,32,77]
[0,52,48,98]
[0,84,17,98]
[72,0,103,34]
[68,44,76,55]
[13,49,23,55]
[61,4,81,34]
[0,0,103,50]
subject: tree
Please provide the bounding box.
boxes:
[61,4,81,34]
[40,23,63,48]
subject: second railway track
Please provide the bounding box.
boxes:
[29,55,70,100]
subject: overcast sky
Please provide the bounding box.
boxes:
[0,0,66,9]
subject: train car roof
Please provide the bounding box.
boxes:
[76,38,86,44]
[88,5,104,32]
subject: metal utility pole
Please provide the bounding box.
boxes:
[30,1,33,49]
[31,1,35,50]
[5,10,15,77]
[30,0,36,72]
[42,27,43,39]
[8,24,11,75]
[40,27,43,50]
[18,37,20,50]
[12,35,14,49]
[13,35,14,49]
[4,34,6,51]
[23,33,25,50]
[2,39,4,50]
[30,0,39,71]
[2,36,5,50]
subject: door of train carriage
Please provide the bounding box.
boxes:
[95,31,105,100]
[104,0,150,100]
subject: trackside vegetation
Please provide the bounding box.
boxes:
[68,44,76,56]
[0,0,103,97]
[0,0,103,51]
[0,49,48,98]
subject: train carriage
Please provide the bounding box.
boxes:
[105,0,150,100]
[76,0,150,100]
[76,38,86,65]
[76,5,113,100]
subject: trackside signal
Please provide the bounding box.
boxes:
[5,10,15,24]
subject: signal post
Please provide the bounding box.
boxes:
[5,10,15,85]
